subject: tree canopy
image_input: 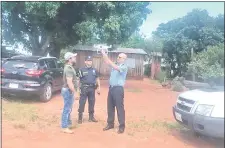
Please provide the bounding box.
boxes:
[120,33,163,55]
[2,2,151,57]
[187,43,224,85]
[152,9,224,77]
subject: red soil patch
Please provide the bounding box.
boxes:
[2,79,223,148]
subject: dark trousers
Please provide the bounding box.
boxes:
[78,86,95,115]
[107,86,125,128]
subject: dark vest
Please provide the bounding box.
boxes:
[79,67,98,84]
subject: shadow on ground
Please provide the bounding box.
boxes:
[1,91,61,104]
[169,128,224,148]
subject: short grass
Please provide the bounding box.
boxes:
[127,117,186,135]
[2,97,186,135]
[2,98,60,130]
[126,88,142,93]
[2,99,39,124]
[149,79,160,84]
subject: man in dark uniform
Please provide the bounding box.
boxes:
[77,56,100,124]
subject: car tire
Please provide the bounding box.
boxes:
[193,131,203,138]
[40,82,52,102]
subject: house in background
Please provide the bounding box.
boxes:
[149,52,163,79]
[73,45,147,80]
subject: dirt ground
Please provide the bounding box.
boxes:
[2,79,224,148]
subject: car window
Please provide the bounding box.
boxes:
[39,60,47,69]
[56,60,64,69]
[46,59,57,69]
[39,60,45,66]
[3,60,38,70]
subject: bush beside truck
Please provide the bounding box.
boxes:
[187,43,224,87]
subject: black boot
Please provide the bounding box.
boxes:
[103,124,114,131]
[117,127,125,134]
[88,114,98,122]
[78,113,83,124]
[117,124,125,134]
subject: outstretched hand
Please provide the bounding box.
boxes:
[101,49,107,56]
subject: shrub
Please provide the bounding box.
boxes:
[187,43,224,85]
[155,70,167,83]
[171,81,184,92]
[144,64,151,76]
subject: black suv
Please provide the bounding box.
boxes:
[1,55,64,102]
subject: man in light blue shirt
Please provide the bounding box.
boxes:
[101,50,128,134]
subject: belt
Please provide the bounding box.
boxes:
[81,84,95,87]
[109,85,123,88]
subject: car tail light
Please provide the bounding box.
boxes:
[1,68,5,73]
[26,69,45,76]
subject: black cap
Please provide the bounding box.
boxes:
[85,56,93,61]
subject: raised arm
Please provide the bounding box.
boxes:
[102,54,120,71]
[101,49,127,73]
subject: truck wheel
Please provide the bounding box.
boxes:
[40,82,52,102]
[193,131,202,138]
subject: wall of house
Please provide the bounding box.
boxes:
[151,56,161,79]
[75,50,145,80]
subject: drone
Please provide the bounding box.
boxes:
[94,44,111,54]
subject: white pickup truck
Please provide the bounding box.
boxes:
[172,86,224,138]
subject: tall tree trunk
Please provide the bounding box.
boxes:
[30,34,51,56]
[49,45,61,58]
[32,48,42,56]
[32,48,47,56]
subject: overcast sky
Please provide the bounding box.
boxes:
[139,2,224,38]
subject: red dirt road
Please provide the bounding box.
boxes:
[2,79,224,148]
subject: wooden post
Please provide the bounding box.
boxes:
[191,48,195,81]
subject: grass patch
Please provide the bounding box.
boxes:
[127,119,186,133]
[2,99,39,128]
[13,123,26,129]
[2,98,60,130]
[127,131,135,136]
[155,71,167,83]
[149,120,185,131]
[149,79,160,84]
[126,88,142,93]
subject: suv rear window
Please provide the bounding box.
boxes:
[3,60,38,70]
[46,60,57,69]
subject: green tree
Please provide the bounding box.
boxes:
[144,36,163,54]
[120,32,146,49]
[120,33,164,77]
[153,9,224,77]
[120,33,163,55]
[2,2,151,57]
[187,43,224,85]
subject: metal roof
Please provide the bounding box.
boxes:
[10,55,57,62]
[74,45,147,55]
[150,52,162,57]
[73,45,97,52]
[110,48,147,55]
